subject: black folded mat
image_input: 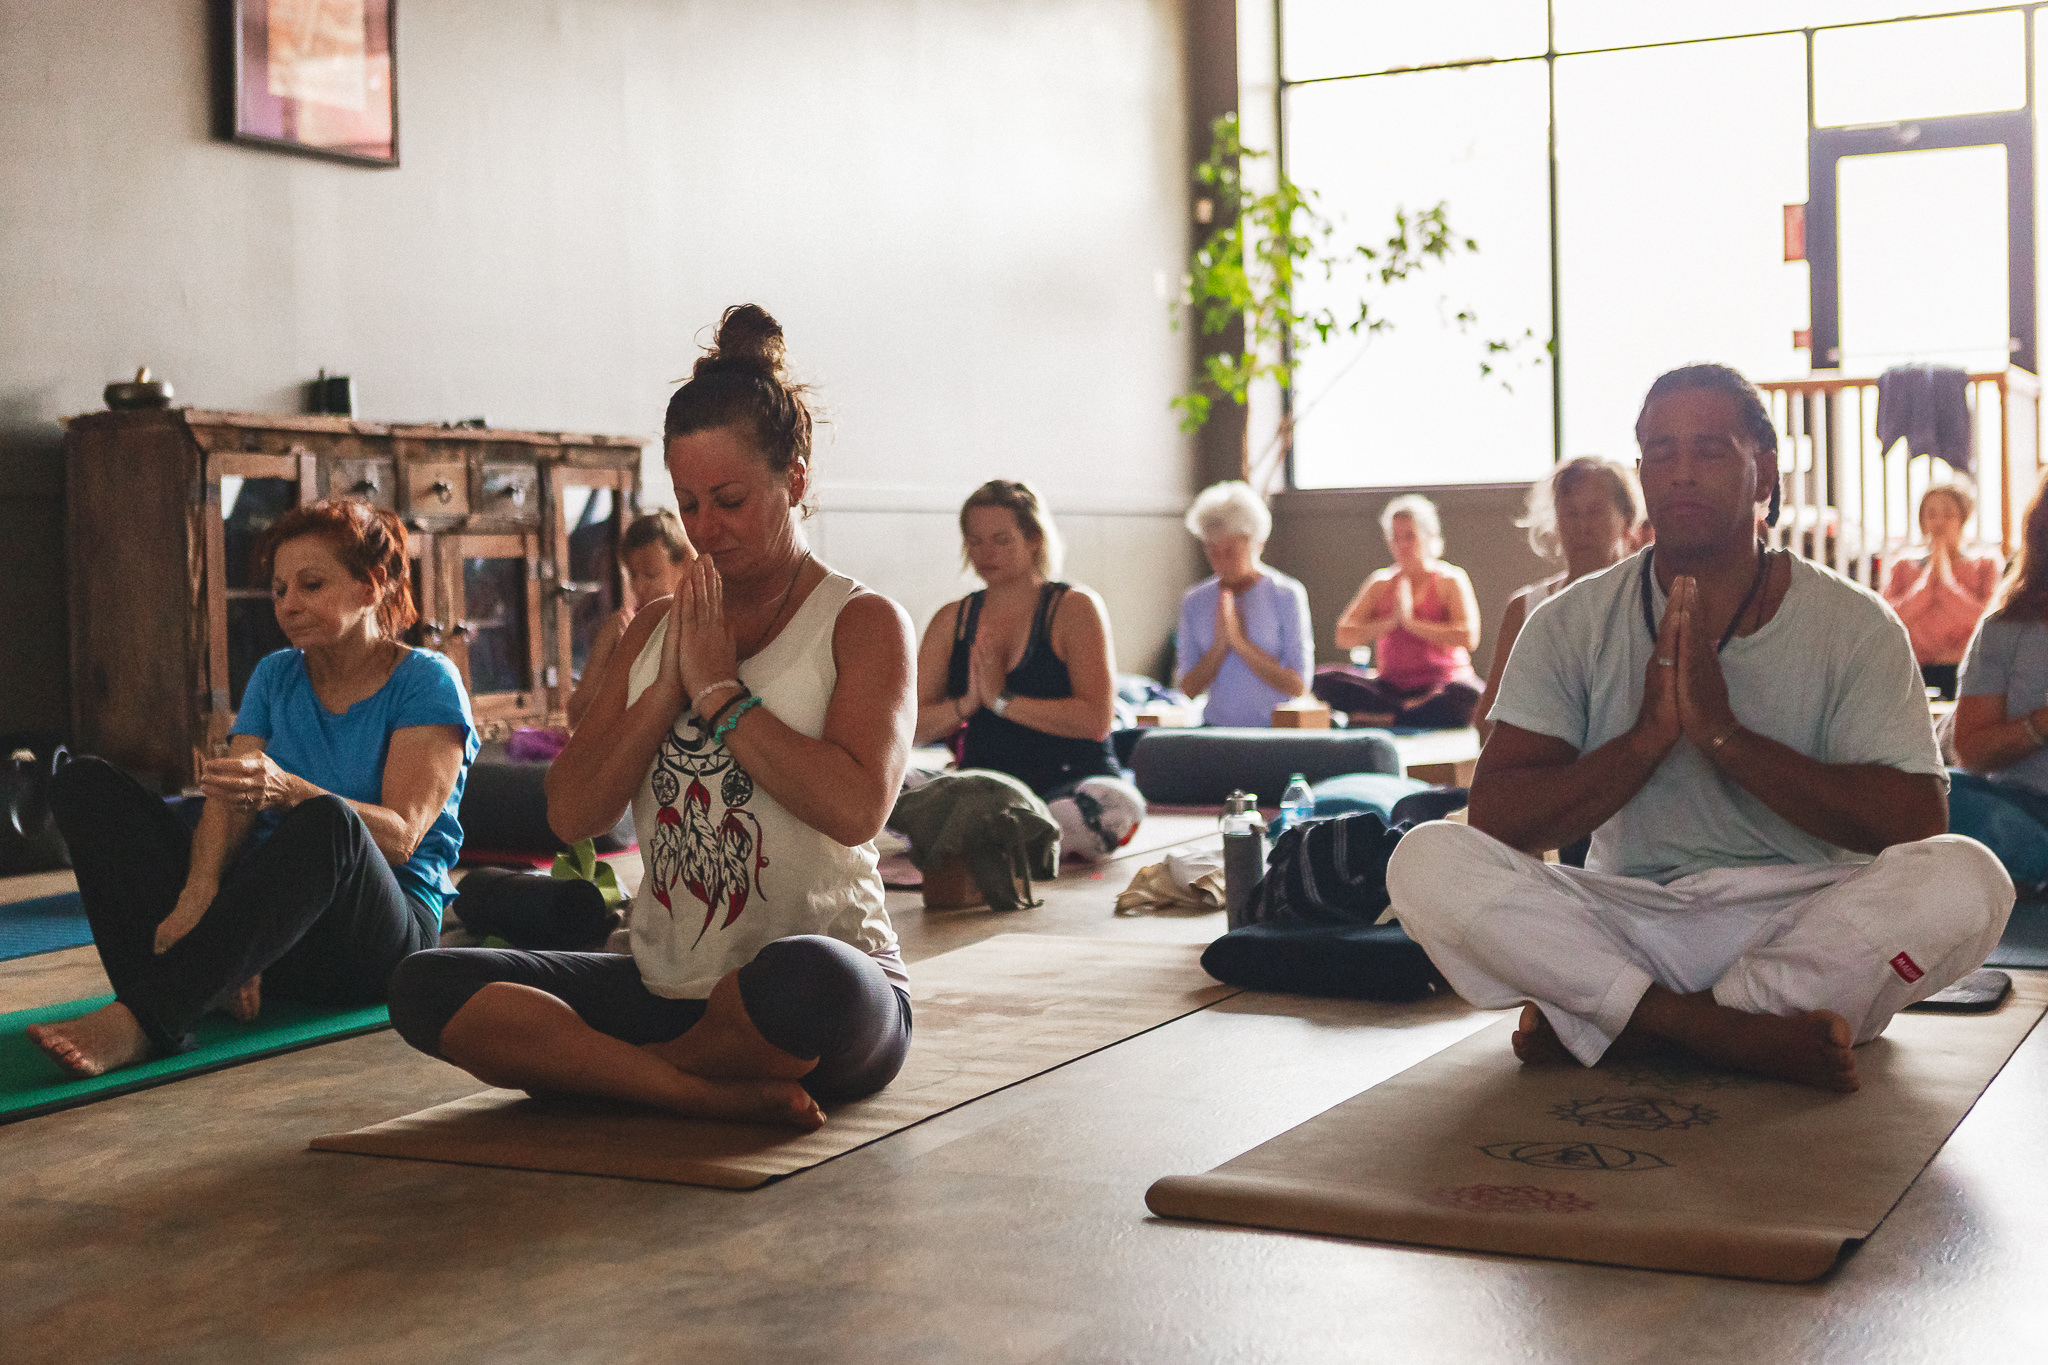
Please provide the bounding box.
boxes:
[1200,921,1447,1003]
[1904,967,2012,1014]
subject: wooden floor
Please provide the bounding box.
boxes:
[5,818,2047,1363]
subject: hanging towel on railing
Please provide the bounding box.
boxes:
[1875,363,1973,475]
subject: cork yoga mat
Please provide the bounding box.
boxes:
[312,934,1237,1188]
[1147,973,2048,1283]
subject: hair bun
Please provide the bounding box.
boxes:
[695,303,787,381]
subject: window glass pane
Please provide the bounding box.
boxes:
[1557,2,1993,51]
[226,599,289,708]
[564,486,619,674]
[1815,12,2025,126]
[1286,62,1553,488]
[463,555,530,695]
[1556,36,1809,468]
[1281,1,1546,82]
[221,475,297,590]
[1837,144,2010,373]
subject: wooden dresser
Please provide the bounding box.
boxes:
[64,408,644,790]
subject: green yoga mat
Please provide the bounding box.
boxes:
[0,994,388,1124]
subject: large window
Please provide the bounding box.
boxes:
[1554,36,1808,465]
[1280,2,2040,489]
[1287,63,1553,488]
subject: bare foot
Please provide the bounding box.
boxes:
[644,973,817,1083]
[665,1074,826,1131]
[223,975,262,1023]
[26,1001,153,1078]
[1632,987,1858,1092]
[1511,1004,1577,1067]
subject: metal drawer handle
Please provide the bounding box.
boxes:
[449,622,476,640]
[555,581,602,600]
[430,480,455,502]
[350,478,379,495]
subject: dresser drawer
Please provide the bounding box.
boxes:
[325,458,397,510]
[405,461,470,517]
[478,462,541,523]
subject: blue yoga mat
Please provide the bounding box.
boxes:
[0,893,93,962]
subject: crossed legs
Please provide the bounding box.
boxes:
[1389,821,2013,1090]
[388,936,912,1130]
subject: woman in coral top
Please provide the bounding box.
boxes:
[1312,494,1482,729]
[1884,482,2001,699]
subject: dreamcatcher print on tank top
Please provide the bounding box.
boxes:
[645,718,769,947]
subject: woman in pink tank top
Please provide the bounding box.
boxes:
[1312,494,1483,728]
[1882,482,2001,700]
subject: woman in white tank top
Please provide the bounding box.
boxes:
[1475,458,1645,744]
[387,306,917,1132]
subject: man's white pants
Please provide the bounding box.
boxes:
[1386,822,2014,1067]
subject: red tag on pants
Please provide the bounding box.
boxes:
[1890,952,1924,984]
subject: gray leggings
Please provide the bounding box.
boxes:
[388,935,912,1104]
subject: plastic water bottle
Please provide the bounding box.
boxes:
[1279,773,1316,834]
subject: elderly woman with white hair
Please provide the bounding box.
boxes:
[1175,481,1314,727]
[1313,493,1482,729]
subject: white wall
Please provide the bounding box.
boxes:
[0,0,1202,734]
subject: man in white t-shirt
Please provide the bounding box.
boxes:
[1387,364,2012,1091]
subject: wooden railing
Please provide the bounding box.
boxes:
[1753,368,2039,583]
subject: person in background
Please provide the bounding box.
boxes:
[1174,480,1313,727]
[1948,472,2048,890]
[1476,458,1645,743]
[31,500,476,1076]
[914,480,1143,862]
[566,509,693,728]
[1314,493,1483,729]
[1882,481,2000,701]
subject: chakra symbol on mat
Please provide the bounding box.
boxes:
[1479,1141,1671,1172]
[1427,1184,1595,1216]
[1605,1062,1761,1092]
[1550,1096,1716,1133]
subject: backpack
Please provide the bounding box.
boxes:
[1240,811,1406,929]
[1202,811,1446,1002]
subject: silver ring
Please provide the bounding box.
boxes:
[1656,658,1675,667]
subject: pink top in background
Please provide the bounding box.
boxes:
[1882,551,2001,664]
[1378,573,1477,690]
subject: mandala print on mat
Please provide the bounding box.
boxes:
[1427,1185,1595,1215]
[646,721,768,946]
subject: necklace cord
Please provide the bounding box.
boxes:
[1639,542,1773,654]
[736,550,811,659]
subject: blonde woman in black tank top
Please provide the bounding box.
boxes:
[913,482,1144,859]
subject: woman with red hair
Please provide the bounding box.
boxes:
[28,499,477,1077]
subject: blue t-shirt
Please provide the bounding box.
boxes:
[1176,569,1315,727]
[231,647,478,920]
[1959,614,2048,796]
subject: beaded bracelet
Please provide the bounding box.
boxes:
[713,694,763,742]
[692,678,741,716]
[705,687,752,729]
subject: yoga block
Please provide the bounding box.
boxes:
[1130,727,1401,807]
[1270,701,1331,729]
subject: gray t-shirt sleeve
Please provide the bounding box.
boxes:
[1824,606,1946,780]
[1959,616,2013,698]
[1486,595,1590,751]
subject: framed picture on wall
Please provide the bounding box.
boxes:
[221,0,397,167]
